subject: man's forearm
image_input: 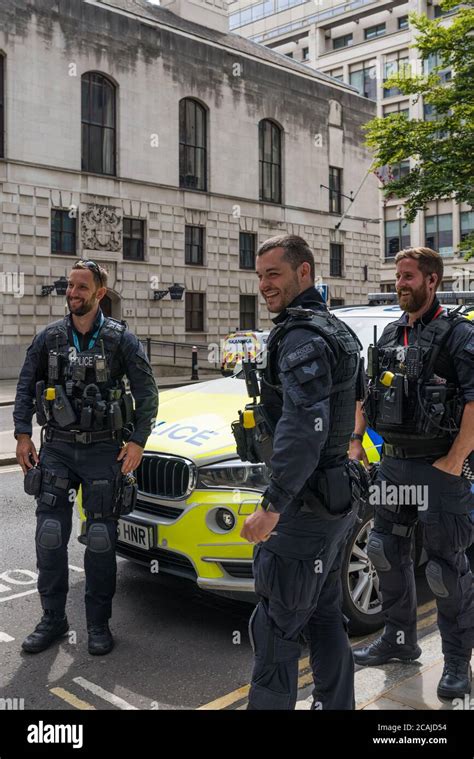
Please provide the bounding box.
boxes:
[354,401,367,436]
[448,401,474,462]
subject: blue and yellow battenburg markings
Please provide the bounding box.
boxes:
[364,428,383,463]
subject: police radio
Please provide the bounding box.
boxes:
[367,325,379,380]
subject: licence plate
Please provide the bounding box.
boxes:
[117,519,154,550]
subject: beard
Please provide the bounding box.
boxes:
[397,282,429,312]
[263,275,301,313]
[67,296,96,316]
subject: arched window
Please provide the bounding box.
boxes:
[259,119,282,203]
[179,99,207,191]
[81,72,116,175]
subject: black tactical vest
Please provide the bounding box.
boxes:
[261,307,362,469]
[43,315,133,433]
[365,310,467,450]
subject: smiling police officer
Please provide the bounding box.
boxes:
[14,260,158,656]
[235,235,364,710]
[350,247,474,700]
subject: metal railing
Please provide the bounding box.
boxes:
[139,338,221,372]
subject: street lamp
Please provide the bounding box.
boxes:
[41,276,68,297]
[153,283,185,301]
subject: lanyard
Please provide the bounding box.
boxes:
[403,305,443,347]
[72,312,105,353]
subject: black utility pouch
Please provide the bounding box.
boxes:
[305,466,352,519]
[232,417,251,462]
[24,466,42,497]
[120,473,137,516]
[84,479,114,517]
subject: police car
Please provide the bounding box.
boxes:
[220,330,268,376]
[78,296,474,634]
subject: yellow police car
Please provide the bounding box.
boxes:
[78,300,474,634]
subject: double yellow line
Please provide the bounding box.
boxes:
[198,599,437,710]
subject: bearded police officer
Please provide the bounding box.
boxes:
[350,247,474,700]
[14,260,158,656]
[234,235,365,710]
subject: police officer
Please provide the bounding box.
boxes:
[14,260,158,656]
[350,247,474,700]
[236,235,364,710]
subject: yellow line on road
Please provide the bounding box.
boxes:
[197,684,250,710]
[198,604,438,711]
[50,687,96,710]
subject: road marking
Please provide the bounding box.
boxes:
[0,464,21,474]
[0,632,15,642]
[198,602,439,711]
[73,677,139,710]
[0,588,38,603]
[68,565,84,572]
[50,687,96,710]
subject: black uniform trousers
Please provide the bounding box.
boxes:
[248,504,356,710]
[35,439,122,625]
[369,456,474,661]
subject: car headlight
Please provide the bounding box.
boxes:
[198,460,270,491]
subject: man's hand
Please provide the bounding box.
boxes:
[117,442,144,474]
[348,439,369,467]
[432,455,463,478]
[16,434,39,474]
[241,508,280,544]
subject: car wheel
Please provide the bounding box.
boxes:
[341,504,384,636]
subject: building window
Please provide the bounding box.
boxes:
[185,225,205,265]
[331,298,345,307]
[425,213,453,256]
[398,15,409,30]
[384,219,410,259]
[383,102,410,118]
[81,72,116,175]
[330,69,344,82]
[349,62,377,100]
[51,210,77,256]
[179,99,207,191]
[302,47,309,61]
[185,292,205,332]
[123,218,145,261]
[384,51,409,98]
[259,119,282,204]
[240,295,257,330]
[330,243,344,277]
[0,55,4,158]
[239,232,256,270]
[365,23,386,40]
[333,33,353,50]
[391,160,410,181]
[434,3,459,17]
[329,167,342,215]
[423,52,452,83]
[461,211,474,241]
[285,52,293,58]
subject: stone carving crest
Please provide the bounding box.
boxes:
[81,204,122,251]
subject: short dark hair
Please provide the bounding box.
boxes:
[395,247,443,291]
[257,234,315,281]
[72,259,108,289]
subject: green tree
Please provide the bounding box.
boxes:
[365,0,474,260]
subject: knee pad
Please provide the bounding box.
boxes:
[425,559,451,598]
[249,603,300,665]
[86,523,112,553]
[367,533,392,572]
[37,519,62,550]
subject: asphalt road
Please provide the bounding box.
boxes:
[0,465,254,711]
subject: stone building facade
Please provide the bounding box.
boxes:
[0,0,379,378]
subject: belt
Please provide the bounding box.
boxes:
[44,427,120,444]
[383,443,449,459]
